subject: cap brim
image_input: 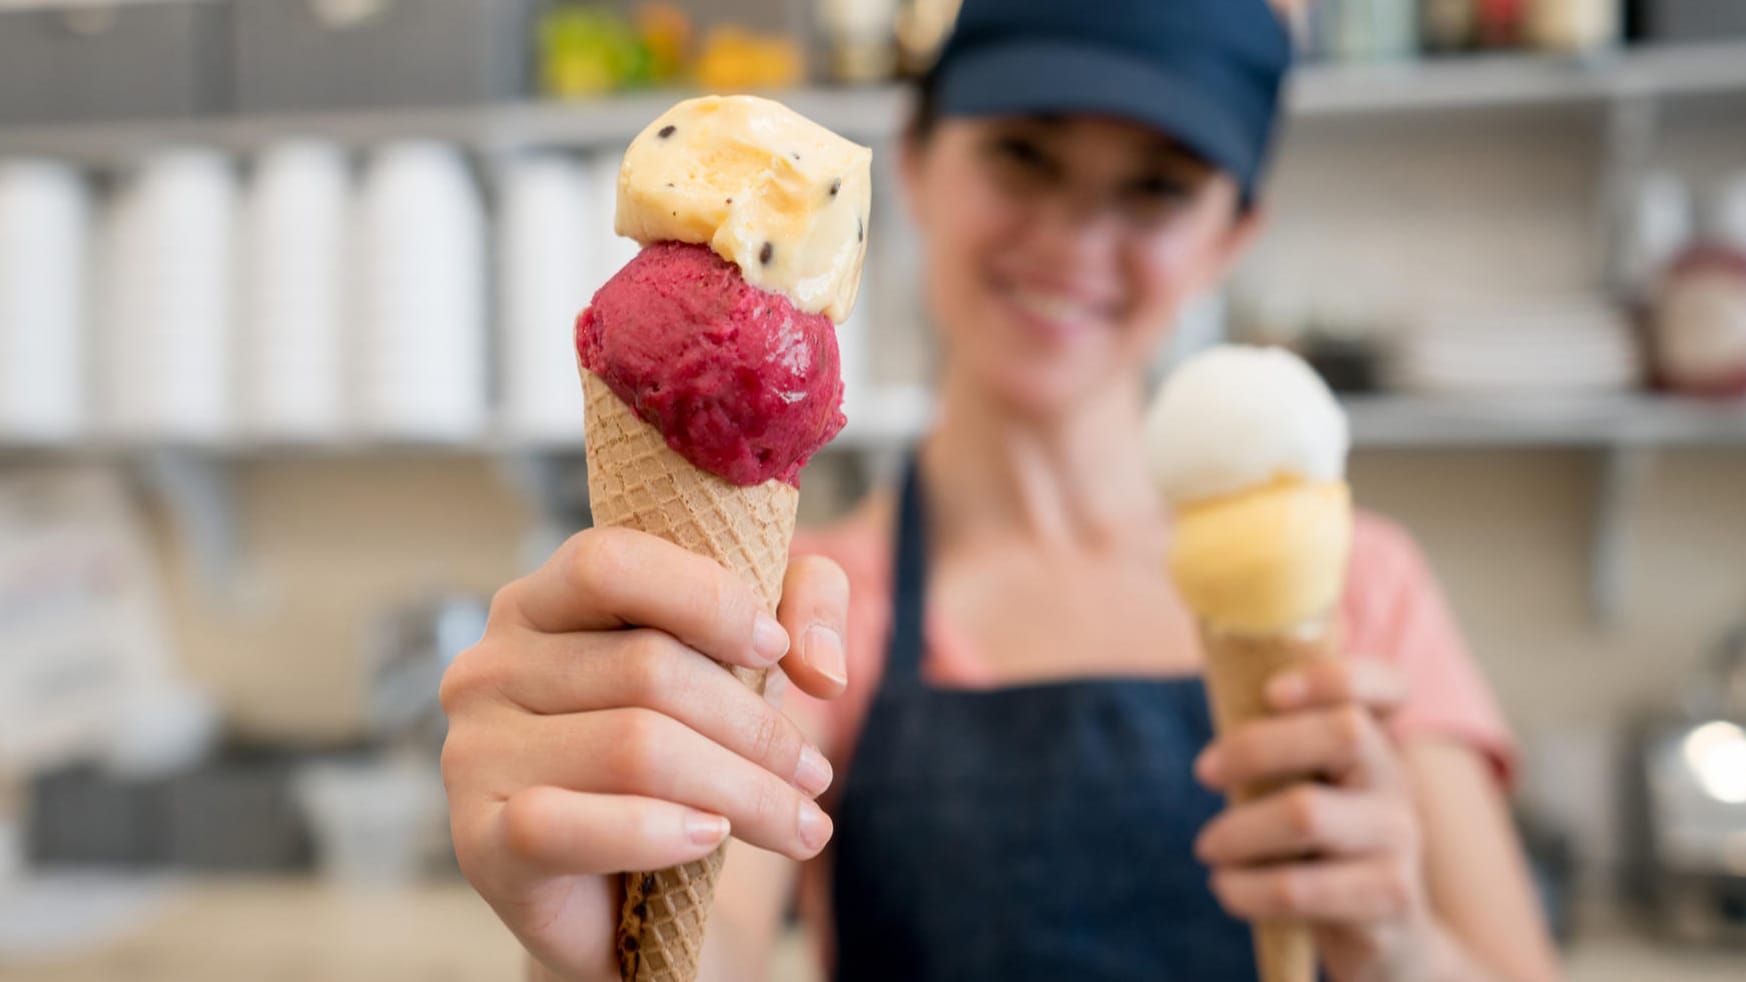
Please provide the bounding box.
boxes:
[934,38,1260,196]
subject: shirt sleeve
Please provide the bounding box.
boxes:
[1342,514,1517,787]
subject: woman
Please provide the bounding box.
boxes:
[439,1,1563,979]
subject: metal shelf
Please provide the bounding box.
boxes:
[4,43,1745,162]
[8,392,1742,456]
[1344,393,1746,448]
[1291,41,1746,115]
[0,87,909,164]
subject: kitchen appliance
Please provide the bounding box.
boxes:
[1623,621,1746,945]
[362,593,488,750]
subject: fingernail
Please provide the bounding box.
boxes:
[1268,672,1307,708]
[797,801,832,853]
[794,744,834,797]
[685,811,730,846]
[751,613,790,664]
[805,624,847,686]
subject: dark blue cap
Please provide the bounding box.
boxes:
[933,0,1293,201]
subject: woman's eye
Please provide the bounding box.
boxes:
[995,136,1048,168]
[1131,175,1190,203]
[1123,174,1195,223]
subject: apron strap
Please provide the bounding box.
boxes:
[885,452,929,680]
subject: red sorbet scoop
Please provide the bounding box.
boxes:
[576,241,847,487]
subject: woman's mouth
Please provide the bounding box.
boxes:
[996,281,1115,342]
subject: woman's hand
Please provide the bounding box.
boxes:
[438,527,850,981]
[1193,656,1454,982]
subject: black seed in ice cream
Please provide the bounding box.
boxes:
[759,241,775,265]
[658,125,676,138]
[829,179,841,197]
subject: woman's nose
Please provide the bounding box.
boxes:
[1025,188,1124,272]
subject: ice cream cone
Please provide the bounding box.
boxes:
[1198,621,1337,982]
[581,368,797,982]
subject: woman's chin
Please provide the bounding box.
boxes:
[969,356,1108,421]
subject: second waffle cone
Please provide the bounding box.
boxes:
[1198,623,1336,982]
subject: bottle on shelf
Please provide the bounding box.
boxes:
[1527,0,1621,55]
[1421,0,1479,53]
[895,0,962,78]
[1329,0,1420,64]
[1476,0,1527,48]
[817,0,899,84]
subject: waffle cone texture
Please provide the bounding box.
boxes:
[581,369,798,982]
[1199,623,1339,982]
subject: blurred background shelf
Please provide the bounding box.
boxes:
[1291,39,1746,114]
[5,42,1746,162]
[1344,392,1746,447]
[6,392,1745,457]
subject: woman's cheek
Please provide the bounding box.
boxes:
[1123,225,1216,349]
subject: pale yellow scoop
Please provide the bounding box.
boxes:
[615,94,873,324]
[1168,478,1352,635]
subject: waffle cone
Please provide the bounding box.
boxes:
[1198,621,1338,982]
[581,369,798,982]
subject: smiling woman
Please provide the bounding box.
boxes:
[440,2,1566,981]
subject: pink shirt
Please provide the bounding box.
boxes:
[789,509,1516,785]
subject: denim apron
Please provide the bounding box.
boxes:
[831,459,1258,981]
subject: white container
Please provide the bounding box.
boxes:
[1711,171,1746,253]
[497,152,594,440]
[837,280,874,422]
[293,757,446,886]
[591,152,640,293]
[0,159,90,442]
[102,149,237,440]
[240,141,351,439]
[354,142,487,439]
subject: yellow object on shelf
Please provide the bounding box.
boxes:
[695,26,806,92]
[538,4,651,98]
[637,3,693,85]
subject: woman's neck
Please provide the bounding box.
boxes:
[920,365,1165,555]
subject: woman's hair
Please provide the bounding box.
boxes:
[905,67,944,145]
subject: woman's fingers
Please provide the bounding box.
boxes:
[776,554,851,699]
[1266,656,1406,717]
[499,629,833,798]
[497,708,832,861]
[1209,855,1420,924]
[508,527,792,671]
[1196,704,1397,792]
[1195,786,1414,866]
[493,787,731,879]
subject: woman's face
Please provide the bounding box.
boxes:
[904,114,1257,417]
